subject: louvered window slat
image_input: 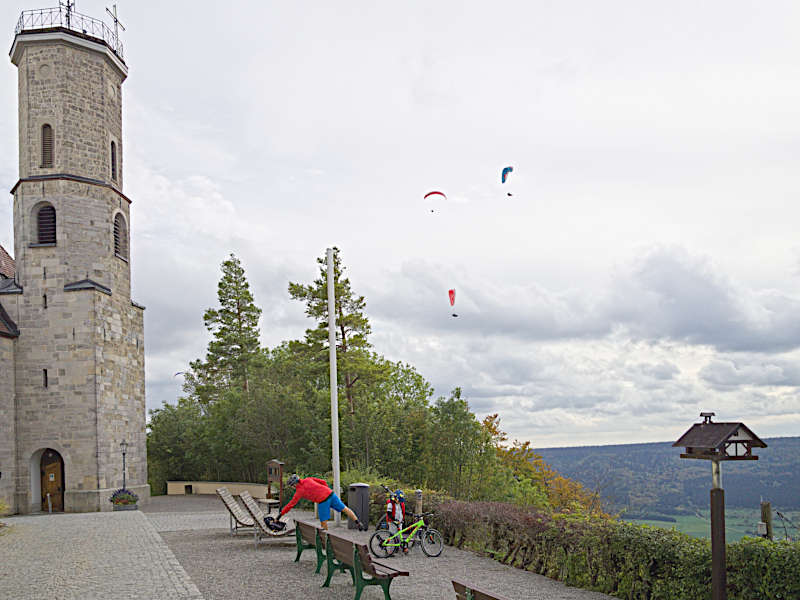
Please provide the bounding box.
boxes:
[41,124,53,168]
[37,205,56,244]
[111,141,117,180]
[114,213,128,259]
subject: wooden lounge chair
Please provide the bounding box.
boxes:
[216,487,255,536]
[240,490,295,547]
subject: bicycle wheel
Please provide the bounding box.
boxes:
[369,529,398,558]
[375,514,388,531]
[420,528,443,557]
[376,516,399,535]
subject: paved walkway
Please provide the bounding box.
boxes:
[0,497,616,600]
[0,511,203,599]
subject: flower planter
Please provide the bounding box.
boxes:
[112,503,138,511]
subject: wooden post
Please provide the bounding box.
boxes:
[760,501,773,541]
[415,489,422,515]
[710,488,727,600]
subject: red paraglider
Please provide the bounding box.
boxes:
[424,191,447,213]
[449,289,457,317]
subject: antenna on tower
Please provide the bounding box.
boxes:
[60,0,75,29]
[106,4,126,41]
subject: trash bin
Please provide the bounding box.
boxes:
[347,483,370,529]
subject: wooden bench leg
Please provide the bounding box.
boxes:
[294,528,304,562]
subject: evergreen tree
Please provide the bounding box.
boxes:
[288,247,371,414]
[188,253,262,409]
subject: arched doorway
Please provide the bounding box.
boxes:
[40,449,64,512]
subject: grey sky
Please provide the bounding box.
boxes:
[2,1,799,447]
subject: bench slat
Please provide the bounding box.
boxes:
[452,579,510,600]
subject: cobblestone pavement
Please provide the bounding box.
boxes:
[0,511,203,599]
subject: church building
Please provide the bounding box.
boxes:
[0,6,148,513]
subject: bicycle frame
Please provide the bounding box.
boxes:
[378,516,427,548]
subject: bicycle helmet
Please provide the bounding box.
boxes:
[287,473,300,487]
[394,490,405,503]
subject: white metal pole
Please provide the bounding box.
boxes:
[327,248,341,526]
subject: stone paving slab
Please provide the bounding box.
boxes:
[0,512,204,599]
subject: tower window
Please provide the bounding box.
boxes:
[110,141,117,180]
[43,294,47,309]
[37,205,56,244]
[43,369,48,388]
[41,124,53,168]
[113,213,128,260]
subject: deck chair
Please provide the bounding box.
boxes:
[240,490,295,547]
[216,487,255,536]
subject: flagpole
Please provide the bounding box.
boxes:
[326,248,341,525]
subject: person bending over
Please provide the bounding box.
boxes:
[278,474,366,531]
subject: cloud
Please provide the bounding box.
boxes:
[613,247,800,353]
[699,356,800,390]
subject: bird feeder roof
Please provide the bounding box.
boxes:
[673,422,767,450]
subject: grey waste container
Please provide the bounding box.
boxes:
[347,483,370,529]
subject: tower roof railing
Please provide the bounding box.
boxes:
[15,6,123,60]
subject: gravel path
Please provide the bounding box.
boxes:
[151,496,615,600]
[162,526,616,600]
[0,496,617,599]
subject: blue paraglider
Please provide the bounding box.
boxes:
[501,166,513,196]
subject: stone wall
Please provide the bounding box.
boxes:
[0,335,16,514]
[16,38,124,186]
[13,181,131,298]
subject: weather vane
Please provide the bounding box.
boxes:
[106,4,126,40]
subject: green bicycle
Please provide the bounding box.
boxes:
[369,512,443,558]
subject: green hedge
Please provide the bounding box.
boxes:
[433,500,800,600]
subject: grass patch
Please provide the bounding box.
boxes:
[624,508,800,542]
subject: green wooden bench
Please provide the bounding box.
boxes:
[324,532,409,600]
[452,579,510,600]
[294,520,328,574]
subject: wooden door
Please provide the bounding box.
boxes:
[40,449,64,512]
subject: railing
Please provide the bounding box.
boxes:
[15,7,124,60]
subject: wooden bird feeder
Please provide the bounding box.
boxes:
[673,411,767,462]
[266,459,285,506]
[673,412,767,600]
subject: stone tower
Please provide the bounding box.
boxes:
[0,6,148,513]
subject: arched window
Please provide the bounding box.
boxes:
[113,213,128,259]
[110,141,117,180]
[41,124,53,168]
[37,204,56,244]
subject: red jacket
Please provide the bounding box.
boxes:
[280,477,332,516]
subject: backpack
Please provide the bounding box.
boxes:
[264,516,286,532]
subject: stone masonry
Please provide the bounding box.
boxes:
[0,14,147,514]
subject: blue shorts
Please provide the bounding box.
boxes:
[318,493,346,522]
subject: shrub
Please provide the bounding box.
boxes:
[434,500,800,600]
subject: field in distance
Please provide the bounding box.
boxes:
[622,507,800,542]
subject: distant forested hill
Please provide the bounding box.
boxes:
[536,437,799,517]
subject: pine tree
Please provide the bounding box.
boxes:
[288,247,371,414]
[188,253,262,409]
